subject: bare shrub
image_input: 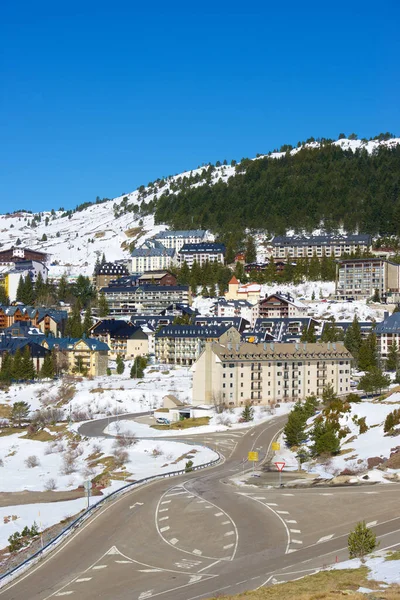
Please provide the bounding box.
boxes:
[81,465,95,479]
[61,452,78,475]
[91,443,102,454]
[341,460,368,476]
[25,455,40,468]
[71,409,90,421]
[0,419,10,428]
[113,433,137,448]
[216,414,232,427]
[113,448,129,468]
[152,446,163,458]
[0,458,4,467]
[44,478,57,491]
[56,380,76,404]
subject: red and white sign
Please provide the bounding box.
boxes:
[274,461,285,472]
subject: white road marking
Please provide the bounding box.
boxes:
[221,520,230,525]
[115,560,132,564]
[193,549,202,555]
[287,548,297,553]
[167,491,188,496]
[92,565,107,570]
[290,529,301,534]
[321,493,333,496]
[161,500,171,505]
[292,539,303,544]
[159,516,169,521]
[160,526,170,532]
[317,534,334,543]
[107,547,119,554]
[253,496,266,500]
[283,493,294,496]
[285,519,297,524]
[364,492,378,495]
[224,531,235,537]
[189,575,203,583]
[367,520,378,527]
[129,502,144,509]
[214,512,223,516]
[170,538,179,545]
[197,500,206,504]
[138,569,162,573]
[204,505,212,509]
[223,543,234,549]
[265,503,278,506]
[277,510,289,515]
[159,508,169,513]
[187,495,194,498]
[138,591,154,599]
[75,578,92,582]
[56,593,74,597]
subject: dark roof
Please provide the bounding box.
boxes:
[156,325,232,339]
[130,315,175,328]
[0,336,49,358]
[272,234,372,247]
[193,316,249,332]
[179,243,225,254]
[375,313,400,334]
[98,262,129,276]
[154,230,207,239]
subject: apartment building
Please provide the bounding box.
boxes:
[0,306,67,336]
[272,234,372,259]
[43,337,109,377]
[94,262,129,290]
[155,325,240,366]
[153,230,210,252]
[248,317,321,343]
[0,246,49,264]
[131,240,176,273]
[178,243,225,268]
[256,293,306,320]
[101,284,190,315]
[192,341,352,406]
[336,258,400,299]
[90,319,148,359]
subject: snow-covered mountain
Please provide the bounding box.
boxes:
[0,137,398,278]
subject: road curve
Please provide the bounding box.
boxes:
[2,415,400,600]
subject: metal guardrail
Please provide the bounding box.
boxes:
[0,451,221,587]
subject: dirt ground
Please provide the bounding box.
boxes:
[0,488,102,508]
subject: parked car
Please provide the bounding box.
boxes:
[156,417,170,425]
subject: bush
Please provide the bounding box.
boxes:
[114,433,137,448]
[152,446,163,457]
[348,521,379,562]
[61,452,78,475]
[44,477,57,491]
[25,455,40,468]
[185,460,194,473]
[113,448,129,468]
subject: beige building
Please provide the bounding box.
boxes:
[224,276,261,305]
[272,234,372,259]
[42,337,109,377]
[336,258,400,299]
[192,341,352,406]
[155,325,240,366]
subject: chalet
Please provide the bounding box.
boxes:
[0,247,48,264]
[94,262,129,290]
[255,293,306,319]
[90,319,148,359]
[137,271,178,287]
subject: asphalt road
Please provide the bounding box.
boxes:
[2,415,400,600]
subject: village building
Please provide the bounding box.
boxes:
[192,341,352,406]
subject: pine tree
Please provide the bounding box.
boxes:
[348,521,378,562]
[16,276,25,303]
[58,274,69,302]
[241,402,254,422]
[344,315,363,364]
[65,302,83,338]
[358,333,377,371]
[244,236,257,263]
[0,352,13,382]
[284,403,309,447]
[40,352,55,379]
[11,348,24,380]
[116,355,125,375]
[386,340,399,371]
[372,288,381,303]
[11,401,30,427]
[82,305,93,336]
[100,253,106,266]
[23,275,34,305]
[35,271,45,303]
[21,346,35,380]
[98,293,109,318]
[0,284,9,305]
[178,261,190,285]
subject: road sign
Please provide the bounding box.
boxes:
[248,451,259,462]
[272,442,280,451]
[274,461,285,471]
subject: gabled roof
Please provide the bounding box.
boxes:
[131,240,175,258]
[375,313,400,334]
[43,337,109,351]
[154,230,207,239]
[229,275,239,285]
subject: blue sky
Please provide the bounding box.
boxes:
[1,1,399,213]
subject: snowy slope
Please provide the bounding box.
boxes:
[0,137,398,277]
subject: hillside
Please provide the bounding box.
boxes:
[1,136,399,278]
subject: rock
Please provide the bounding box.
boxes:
[367,456,384,469]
